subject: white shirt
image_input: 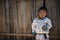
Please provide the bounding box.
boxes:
[32,17,52,34]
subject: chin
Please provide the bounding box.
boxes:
[40,17,44,18]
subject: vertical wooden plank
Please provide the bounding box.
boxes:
[4,0,10,33]
[0,0,10,40]
[56,0,60,37]
[18,1,24,33]
[9,0,14,33]
[9,0,18,40]
[11,0,18,33]
[8,0,18,40]
[17,1,24,40]
[2,0,6,33]
[4,0,11,40]
[0,0,6,33]
[0,0,2,33]
[25,0,32,34]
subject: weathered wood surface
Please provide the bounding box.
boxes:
[0,0,60,40]
[0,33,34,37]
[46,0,60,37]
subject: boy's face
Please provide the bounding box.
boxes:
[39,10,47,18]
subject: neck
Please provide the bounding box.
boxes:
[38,16,46,20]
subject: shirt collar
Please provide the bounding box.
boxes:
[38,16,46,20]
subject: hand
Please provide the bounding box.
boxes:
[42,23,48,31]
[42,27,46,31]
[42,26,47,31]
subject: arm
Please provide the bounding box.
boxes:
[42,19,52,30]
[31,19,37,34]
[47,19,52,30]
[32,23,36,32]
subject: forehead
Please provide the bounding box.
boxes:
[40,9,46,12]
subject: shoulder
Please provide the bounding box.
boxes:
[34,17,38,20]
[45,17,51,20]
[33,17,38,22]
[44,17,51,22]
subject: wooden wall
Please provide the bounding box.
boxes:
[0,0,60,40]
[46,0,60,37]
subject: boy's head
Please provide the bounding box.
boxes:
[38,7,47,18]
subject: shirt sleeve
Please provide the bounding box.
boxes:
[47,19,52,30]
[31,19,37,32]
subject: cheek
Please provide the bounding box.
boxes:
[39,14,42,16]
[43,12,46,16]
[44,13,47,16]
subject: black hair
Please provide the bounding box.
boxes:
[38,7,47,13]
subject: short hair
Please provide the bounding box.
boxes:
[38,7,47,13]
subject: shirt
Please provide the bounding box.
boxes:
[32,17,52,34]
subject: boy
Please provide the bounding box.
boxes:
[32,7,52,40]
